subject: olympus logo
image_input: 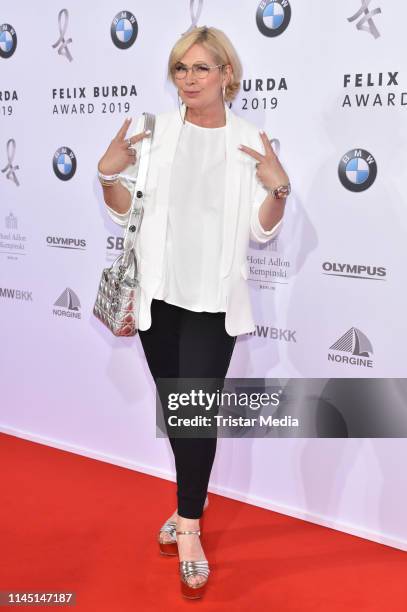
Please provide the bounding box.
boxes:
[46,236,86,250]
[322,262,386,281]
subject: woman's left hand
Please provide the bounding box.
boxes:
[239,131,290,192]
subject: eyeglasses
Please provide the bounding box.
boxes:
[173,62,225,80]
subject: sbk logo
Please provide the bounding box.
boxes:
[106,236,124,250]
[0,287,32,300]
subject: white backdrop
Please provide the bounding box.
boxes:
[1,1,407,550]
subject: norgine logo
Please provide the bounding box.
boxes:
[328,327,373,368]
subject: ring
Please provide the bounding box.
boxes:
[126,138,132,148]
[256,162,260,169]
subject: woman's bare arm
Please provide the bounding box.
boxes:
[97,117,150,215]
[99,172,131,215]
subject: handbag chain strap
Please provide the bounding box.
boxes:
[119,112,156,273]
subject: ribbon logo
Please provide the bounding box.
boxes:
[182,0,204,34]
[1,139,20,187]
[347,0,382,39]
[51,9,73,61]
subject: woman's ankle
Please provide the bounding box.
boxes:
[177,515,200,527]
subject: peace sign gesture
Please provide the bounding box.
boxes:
[98,117,151,176]
[239,131,289,193]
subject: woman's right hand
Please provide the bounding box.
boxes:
[97,117,151,175]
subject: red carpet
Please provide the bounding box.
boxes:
[1,431,406,611]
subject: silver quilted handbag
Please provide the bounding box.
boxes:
[93,112,156,336]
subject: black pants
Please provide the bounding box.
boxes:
[138,298,237,518]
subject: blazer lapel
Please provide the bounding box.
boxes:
[153,107,184,220]
[220,104,242,278]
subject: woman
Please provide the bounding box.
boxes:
[97,26,290,599]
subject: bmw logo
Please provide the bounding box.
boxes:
[0,23,17,59]
[111,11,138,49]
[53,147,77,181]
[256,1,291,37]
[338,149,377,192]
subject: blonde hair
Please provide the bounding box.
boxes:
[167,26,242,102]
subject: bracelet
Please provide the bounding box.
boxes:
[98,170,119,187]
[99,177,119,187]
[267,182,291,199]
[98,170,119,181]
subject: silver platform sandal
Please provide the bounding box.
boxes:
[157,496,209,556]
[157,518,178,556]
[176,529,210,599]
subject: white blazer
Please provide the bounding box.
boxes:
[105,103,284,336]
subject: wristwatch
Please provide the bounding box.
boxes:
[268,182,291,199]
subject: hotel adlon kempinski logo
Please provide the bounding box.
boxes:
[248,237,292,291]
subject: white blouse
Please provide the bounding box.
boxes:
[154,119,227,312]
